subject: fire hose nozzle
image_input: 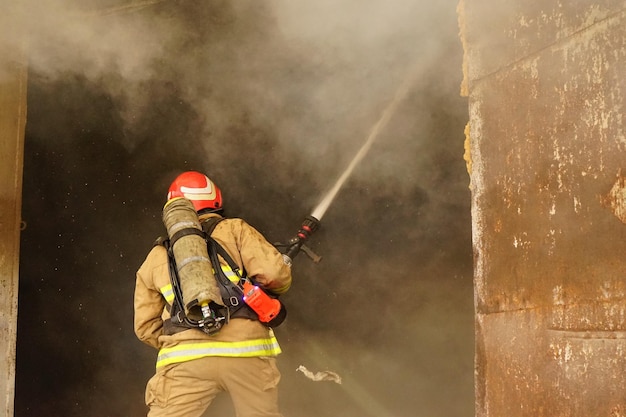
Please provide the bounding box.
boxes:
[299,215,320,238]
[284,215,321,261]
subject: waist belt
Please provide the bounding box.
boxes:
[163,304,258,336]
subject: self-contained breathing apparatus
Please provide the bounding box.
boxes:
[159,197,319,336]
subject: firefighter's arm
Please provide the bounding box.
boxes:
[133,250,166,349]
[238,221,292,295]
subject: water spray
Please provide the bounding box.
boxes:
[280,67,419,263]
[311,66,420,221]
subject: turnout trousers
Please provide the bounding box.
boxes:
[145,356,284,417]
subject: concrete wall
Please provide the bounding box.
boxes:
[460,1,626,416]
[0,18,27,417]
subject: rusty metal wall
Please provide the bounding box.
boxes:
[0,15,27,417]
[460,1,626,416]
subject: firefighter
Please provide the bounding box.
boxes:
[134,171,292,417]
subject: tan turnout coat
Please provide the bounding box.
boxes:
[134,213,292,366]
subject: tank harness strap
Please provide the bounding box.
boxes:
[200,216,224,236]
[169,227,205,247]
[200,218,257,321]
[161,216,258,335]
[161,237,210,334]
[205,235,258,321]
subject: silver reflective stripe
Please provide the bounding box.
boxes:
[156,337,281,368]
[160,284,175,304]
[211,265,240,283]
[222,268,239,282]
[177,255,211,270]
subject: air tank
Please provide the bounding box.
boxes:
[162,197,224,315]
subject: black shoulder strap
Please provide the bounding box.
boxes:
[201,217,247,278]
[202,225,259,321]
[209,237,247,279]
[201,216,224,236]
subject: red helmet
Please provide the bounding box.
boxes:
[167,171,223,212]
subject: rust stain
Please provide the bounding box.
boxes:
[463,121,472,189]
[611,404,626,417]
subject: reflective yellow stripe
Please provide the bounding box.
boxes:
[160,284,175,304]
[156,336,281,368]
[221,266,240,283]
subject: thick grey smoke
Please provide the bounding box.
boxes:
[15,1,472,416]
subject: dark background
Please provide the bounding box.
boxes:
[14,1,473,416]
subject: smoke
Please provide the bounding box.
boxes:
[15,1,472,416]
